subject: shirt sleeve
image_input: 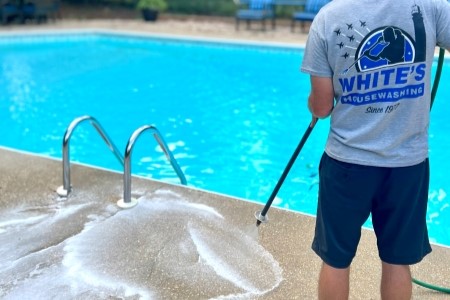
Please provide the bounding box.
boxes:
[435,0,450,50]
[300,19,333,78]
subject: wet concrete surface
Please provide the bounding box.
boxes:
[1,147,449,299]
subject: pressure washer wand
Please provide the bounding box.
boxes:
[340,39,386,75]
[255,117,318,227]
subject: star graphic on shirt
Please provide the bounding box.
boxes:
[347,35,355,42]
[337,42,344,48]
[346,23,353,30]
[334,28,341,36]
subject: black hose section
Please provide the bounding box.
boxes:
[411,48,449,294]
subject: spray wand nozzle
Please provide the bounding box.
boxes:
[255,210,268,227]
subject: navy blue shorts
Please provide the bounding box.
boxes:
[312,152,432,268]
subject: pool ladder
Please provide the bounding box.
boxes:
[56,115,187,208]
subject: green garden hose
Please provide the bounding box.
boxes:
[412,277,450,293]
[412,47,450,294]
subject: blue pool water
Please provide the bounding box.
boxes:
[0,32,449,247]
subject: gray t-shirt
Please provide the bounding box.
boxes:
[301,0,450,167]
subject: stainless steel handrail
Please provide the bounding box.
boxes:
[56,115,124,197]
[117,124,187,208]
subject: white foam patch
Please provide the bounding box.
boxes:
[0,214,47,229]
[0,202,90,270]
[0,200,145,299]
[0,190,283,299]
[189,223,282,299]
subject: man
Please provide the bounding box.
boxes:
[363,27,406,64]
[300,0,450,299]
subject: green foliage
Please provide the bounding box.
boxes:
[63,0,136,7]
[136,0,167,10]
[275,5,298,18]
[62,0,298,17]
[166,0,236,16]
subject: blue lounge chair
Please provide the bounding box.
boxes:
[21,2,36,22]
[291,0,330,32]
[1,0,21,24]
[235,0,275,31]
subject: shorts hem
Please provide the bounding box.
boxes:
[379,248,432,266]
[312,245,352,269]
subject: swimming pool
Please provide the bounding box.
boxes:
[0,31,449,247]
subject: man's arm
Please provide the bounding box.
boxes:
[307,76,335,119]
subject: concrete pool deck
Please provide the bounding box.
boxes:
[1,147,450,299]
[0,15,449,299]
[0,14,310,45]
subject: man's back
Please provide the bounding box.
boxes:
[301,0,450,167]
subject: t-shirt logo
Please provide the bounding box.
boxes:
[336,5,427,106]
[340,5,425,75]
[353,27,415,72]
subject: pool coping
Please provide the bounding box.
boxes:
[1,27,448,59]
[0,27,306,50]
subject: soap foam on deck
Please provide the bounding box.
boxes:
[0,189,282,299]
